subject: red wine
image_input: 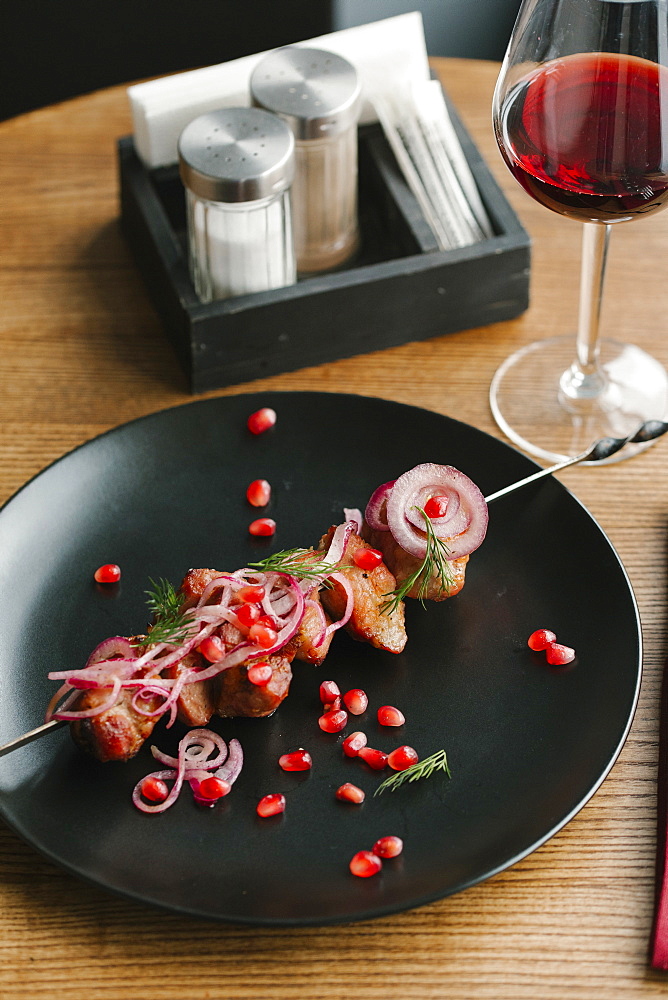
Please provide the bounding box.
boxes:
[497,52,668,222]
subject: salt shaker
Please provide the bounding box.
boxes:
[250,46,362,274]
[178,107,296,302]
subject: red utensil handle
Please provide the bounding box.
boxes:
[650,661,668,968]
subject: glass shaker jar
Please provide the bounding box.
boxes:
[178,107,296,302]
[250,46,362,274]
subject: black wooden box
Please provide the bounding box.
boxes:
[118,98,530,393]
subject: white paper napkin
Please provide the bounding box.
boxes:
[127,12,431,168]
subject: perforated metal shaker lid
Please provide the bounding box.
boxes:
[178,107,295,203]
[250,46,361,140]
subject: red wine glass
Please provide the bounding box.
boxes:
[491,0,668,462]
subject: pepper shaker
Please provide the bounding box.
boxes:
[250,46,362,274]
[178,107,296,302]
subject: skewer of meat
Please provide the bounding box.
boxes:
[66,525,409,763]
[1,461,492,761]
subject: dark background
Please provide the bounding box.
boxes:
[0,0,523,121]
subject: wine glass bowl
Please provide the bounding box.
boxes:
[491,0,668,462]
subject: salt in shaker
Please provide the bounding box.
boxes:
[250,46,362,274]
[178,107,296,302]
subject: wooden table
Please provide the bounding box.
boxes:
[1,57,667,999]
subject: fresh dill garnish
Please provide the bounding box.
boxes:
[249,547,340,582]
[380,506,454,615]
[374,749,451,795]
[132,577,195,648]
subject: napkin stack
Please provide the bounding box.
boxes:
[128,13,431,169]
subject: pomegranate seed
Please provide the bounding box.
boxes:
[545,642,576,665]
[358,747,388,770]
[387,745,419,771]
[353,547,383,571]
[373,835,403,859]
[249,517,276,537]
[528,628,557,651]
[318,709,348,733]
[197,776,231,801]
[377,705,405,727]
[343,688,368,715]
[424,495,449,519]
[350,850,382,878]
[236,603,261,628]
[248,663,273,686]
[247,407,277,435]
[319,680,341,704]
[256,793,285,818]
[249,622,278,648]
[141,776,169,803]
[94,563,121,584]
[336,783,365,804]
[197,635,225,662]
[237,584,265,603]
[279,750,312,771]
[323,697,342,712]
[257,614,279,630]
[342,731,368,757]
[246,478,271,507]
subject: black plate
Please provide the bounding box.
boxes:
[0,392,641,926]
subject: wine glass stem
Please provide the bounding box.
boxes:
[561,221,611,402]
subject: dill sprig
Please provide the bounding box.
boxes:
[374,749,451,795]
[132,577,195,648]
[249,547,340,582]
[380,506,454,616]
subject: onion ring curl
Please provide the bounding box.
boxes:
[384,463,488,562]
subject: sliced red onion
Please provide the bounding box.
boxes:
[324,520,356,566]
[215,738,243,785]
[48,658,139,683]
[343,507,363,532]
[85,636,137,668]
[51,565,308,725]
[150,729,228,770]
[53,676,122,721]
[385,463,488,561]
[44,683,77,722]
[133,729,241,814]
[320,572,355,643]
[364,481,395,532]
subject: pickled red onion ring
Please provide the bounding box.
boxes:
[133,729,236,814]
[324,519,356,566]
[344,507,363,532]
[319,572,354,644]
[85,636,137,668]
[53,676,122,721]
[364,480,395,532]
[44,684,78,722]
[215,738,244,784]
[384,463,488,561]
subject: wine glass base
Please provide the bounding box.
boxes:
[490,335,668,464]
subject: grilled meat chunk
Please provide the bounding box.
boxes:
[216,657,293,718]
[318,527,407,654]
[363,526,468,600]
[163,650,217,727]
[70,680,162,763]
[179,572,294,719]
[285,587,334,665]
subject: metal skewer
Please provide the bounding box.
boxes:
[1,420,666,759]
[0,719,66,758]
[485,419,668,502]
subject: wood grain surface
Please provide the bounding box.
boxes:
[1,57,668,999]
